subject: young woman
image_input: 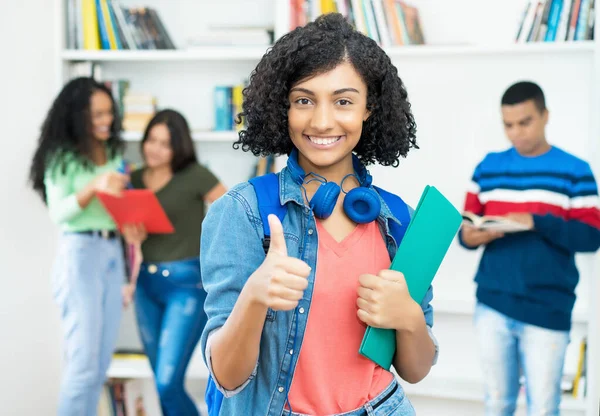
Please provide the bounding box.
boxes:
[200,13,438,416]
[29,77,129,416]
[124,109,226,416]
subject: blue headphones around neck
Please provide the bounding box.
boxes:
[287,149,381,224]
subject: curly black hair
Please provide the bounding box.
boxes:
[29,77,124,202]
[233,12,418,167]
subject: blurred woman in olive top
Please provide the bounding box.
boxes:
[29,77,129,416]
[125,109,226,416]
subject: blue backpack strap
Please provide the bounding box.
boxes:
[373,185,411,245]
[249,173,287,253]
[205,377,223,416]
[205,173,286,416]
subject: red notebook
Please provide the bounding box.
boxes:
[97,189,174,234]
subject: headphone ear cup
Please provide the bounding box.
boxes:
[343,188,381,224]
[310,182,340,219]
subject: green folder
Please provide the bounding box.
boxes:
[359,185,462,369]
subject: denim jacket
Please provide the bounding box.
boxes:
[199,166,438,416]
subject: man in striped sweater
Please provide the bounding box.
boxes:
[459,81,600,416]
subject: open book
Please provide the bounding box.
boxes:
[462,212,529,233]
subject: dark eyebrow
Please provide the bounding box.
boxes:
[333,88,360,95]
[289,87,360,95]
[289,87,315,96]
[519,116,533,124]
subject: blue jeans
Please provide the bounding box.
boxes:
[52,233,124,416]
[474,302,570,416]
[134,257,207,416]
[281,379,415,416]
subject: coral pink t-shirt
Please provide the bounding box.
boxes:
[287,219,394,415]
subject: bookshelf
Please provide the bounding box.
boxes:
[55,1,599,415]
[60,41,596,63]
[121,130,239,143]
[402,377,588,412]
[107,355,209,380]
[61,47,270,61]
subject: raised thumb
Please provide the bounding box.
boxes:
[267,214,287,256]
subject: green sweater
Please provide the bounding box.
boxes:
[44,153,123,231]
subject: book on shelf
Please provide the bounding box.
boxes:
[66,0,175,51]
[121,92,157,132]
[289,0,425,46]
[99,379,147,416]
[572,337,588,399]
[461,212,530,233]
[515,0,595,43]
[554,337,588,399]
[251,155,277,179]
[214,83,246,132]
[113,349,146,359]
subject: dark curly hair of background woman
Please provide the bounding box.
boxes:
[29,77,123,202]
[233,12,418,167]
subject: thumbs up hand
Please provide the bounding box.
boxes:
[247,215,311,311]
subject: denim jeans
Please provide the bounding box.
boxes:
[134,257,207,416]
[474,302,570,416]
[281,379,414,416]
[52,233,125,416]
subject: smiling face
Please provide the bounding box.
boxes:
[89,90,114,142]
[287,61,370,175]
[142,123,174,169]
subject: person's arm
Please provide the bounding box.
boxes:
[44,162,86,223]
[393,284,437,383]
[204,182,227,204]
[460,225,504,249]
[121,224,147,307]
[44,162,128,224]
[510,163,600,253]
[458,162,504,249]
[200,192,309,395]
[357,273,437,383]
[194,164,226,203]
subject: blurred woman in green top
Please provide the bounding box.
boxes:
[29,77,129,416]
[124,109,226,416]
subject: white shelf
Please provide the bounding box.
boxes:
[433,298,589,324]
[384,41,596,58]
[121,130,239,143]
[107,356,209,380]
[61,47,270,62]
[403,377,586,412]
[61,42,595,63]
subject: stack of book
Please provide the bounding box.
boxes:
[290,0,425,46]
[66,0,175,50]
[122,93,156,133]
[515,0,595,42]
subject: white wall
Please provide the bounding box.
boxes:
[0,2,63,415]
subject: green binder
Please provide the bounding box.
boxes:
[358,185,462,369]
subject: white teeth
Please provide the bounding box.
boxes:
[309,136,340,145]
